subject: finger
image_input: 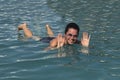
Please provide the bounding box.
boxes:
[83,32,89,39]
[57,34,60,48]
[61,38,65,46]
[57,33,63,48]
[89,34,91,40]
[81,38,83,45]
[83,32,88,39]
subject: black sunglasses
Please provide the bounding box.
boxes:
[67,33,78,37]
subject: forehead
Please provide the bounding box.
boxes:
[67,28,78,34]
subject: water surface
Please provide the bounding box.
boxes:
[0,0,120,80]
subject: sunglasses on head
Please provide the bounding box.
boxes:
[67,33,78,37]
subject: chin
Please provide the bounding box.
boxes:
[68,42,74,44]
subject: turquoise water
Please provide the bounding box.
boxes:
[0,0,120,80]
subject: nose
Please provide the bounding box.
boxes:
[70,36,76,41]
[71,35,74,39]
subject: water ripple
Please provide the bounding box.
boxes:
[0,0,120,80]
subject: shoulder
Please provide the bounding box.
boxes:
[49,37,58,47]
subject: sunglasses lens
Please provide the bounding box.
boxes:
[68,34,77,37]
[68,34,72,36]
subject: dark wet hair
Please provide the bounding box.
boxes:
[64,23,80,35]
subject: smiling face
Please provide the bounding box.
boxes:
[65,28,78,44]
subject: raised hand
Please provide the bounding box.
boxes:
[81,32,90,47]
[57,33,65,48]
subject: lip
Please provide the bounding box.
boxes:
[68,40,74,44]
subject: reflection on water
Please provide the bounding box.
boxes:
[58,45,79,56]
[40,44,80,59]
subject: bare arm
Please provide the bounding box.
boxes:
[44,38,57,51]
[44,34,65,51]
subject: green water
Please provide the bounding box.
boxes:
[0,0,120,80]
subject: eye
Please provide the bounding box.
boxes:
[73,35,77,37]
[68,34,72,36]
